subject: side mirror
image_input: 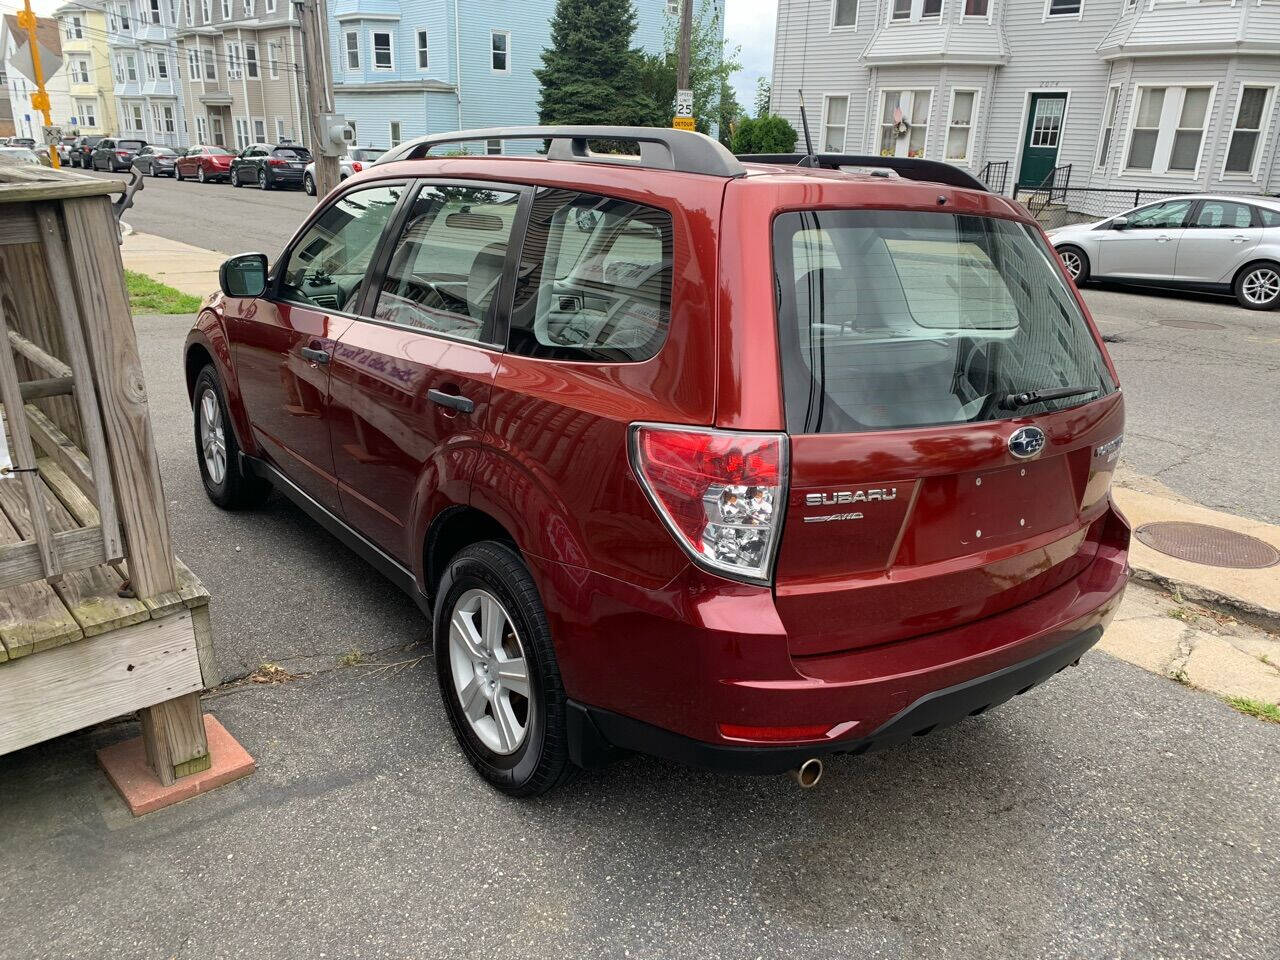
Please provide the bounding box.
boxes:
[1111,216,1129,230]
[220,253,268,298]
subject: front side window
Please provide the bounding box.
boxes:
[252,118,265,141]
[389,121,402,146]
[73,58,90,83]
[201,0,210,23]
[1192,200,1254,230]
[491,30,509,72]
[965,0,989,14]
[1125,85,1212,174]
[345,31,360,69]
[281,185,403,313]
[374,184,521,342]
[417,30,429,68]
[822,95,848,152]
[150,0,161,23]
[832,0,858,28]
[880,88,930,158]
[892,0,911,18]
[773,210,1114,433]
[1047,0,1081,14]
[372,31,392,69]
[246,44,258,77]
[1224,85,1272,176]
[125,54,137,82]
[220,0,230,19]
[945,89,977,163]
[1123,199,1193,229]
[157,52,168,79]
[508,189,673,363]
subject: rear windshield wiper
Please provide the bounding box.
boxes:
[1000,385,1099,410]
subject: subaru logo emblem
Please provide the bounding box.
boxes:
[1008,426,1047,460]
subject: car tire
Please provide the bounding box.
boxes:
[1057,245,1090,284]
[230,168,240,188]
[1233,262,1280,311]
[175,167,184,181]
[192,365,271,510]
[199,166,208,184]
[434,541,578,797]
[258,169,270,190]
[303,173,315,196]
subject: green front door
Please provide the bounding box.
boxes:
[1018,93,1067,188]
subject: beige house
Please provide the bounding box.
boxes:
[175,0,306,149]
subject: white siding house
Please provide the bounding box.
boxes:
[771,0,1280,208]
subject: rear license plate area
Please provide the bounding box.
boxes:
[958,457,1075,548]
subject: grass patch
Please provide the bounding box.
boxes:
[339,648,366,667]
[125,270,203,314]
[1225,696,1280,723]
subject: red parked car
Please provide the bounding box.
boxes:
[175,144,234,183]
[185,127,1129,796]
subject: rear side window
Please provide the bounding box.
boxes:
[1259,207,1280,227]
[773,210,1115,433]
[373,183,521,343]
[508,188,672,362]
[1193,200,1253,228]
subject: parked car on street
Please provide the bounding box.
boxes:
[133,145,181,177]
[91,137,147,172]
[229,142,312,190]
[1050,195,1280,310]
[303,146,387,196]
[8,137,35,149]
[0,146,41,167]
[187,128,1130,796]
[55,135,79,163]
[175,144,235,183]
[69,135,103,168]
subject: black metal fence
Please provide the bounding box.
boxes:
[1013,185,1197,230]
[978,160,1009,195]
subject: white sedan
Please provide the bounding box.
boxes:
[303,147,386,196]
[1048,194,1280,310]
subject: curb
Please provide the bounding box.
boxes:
[1127,566,1280,633]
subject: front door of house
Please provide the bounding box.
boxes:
[1018,93,1067,188]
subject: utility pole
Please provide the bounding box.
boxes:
[294,0,339,198]
[17,0,59,168]
[673,0,694,131]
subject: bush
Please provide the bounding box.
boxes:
[730,115,798,155]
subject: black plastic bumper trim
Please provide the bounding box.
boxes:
[566,625,1104,775]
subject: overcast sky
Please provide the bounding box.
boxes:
[724,0,778,113]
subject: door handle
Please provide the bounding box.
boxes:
[1230,235,1248,243]
[428,388,474,415]
[1155,235,1172,243]
[300,346,329,365]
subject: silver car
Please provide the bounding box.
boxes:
[1048,194,1280,311]
[302,146,387,196]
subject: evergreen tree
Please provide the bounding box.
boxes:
[535,0,659,129]
[754,77,772,119]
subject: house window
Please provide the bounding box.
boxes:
[891,0,911,18]
[235,117,250,148]
[221,0,230,19]
[965,0,989,14]
[345,31,360,69]
[108,8,118,30]
[268,41,280,78]
[891,0,940,20]
[163,104,176,133]
[1096,85,1119,169]
[372,31,393,70]
[204,47,217,80]
[945,89,977,163]
[76,99,96,127]
[253,118,266,141]
[276,117,289,140]
[821,95,848,151]
[145,56,156,81]
[666,0,679,13]
[880,88,931,157]
[390,121,402,146]
[185,0,191,23]
[347,120,357,142]
[243,0,253,15]
[72,58,90,84]
[246,44,258,78]
[227,42,241,78]
[831,0,857,28]
[266,0,275,11]
[131,103,144,132]
[417,30,429,69]
[67,15,84,38]
[1125,85,1212,175]
[157,53,169,79]
[125,54,138,82]
[120,3,130,30]
[1030,97,1064,147]
[211,114,224,144]
[114,56,125,84]
[151,104,162,135]
[922,0,942,17]
[491,30,509,72]
[197,115,207,140]
[1224,85,1272,177]
[188,49,199,79]
[201,0,210,23]
[150,0,161,24]
[486,139,503,155]
[1045,0,1081,16]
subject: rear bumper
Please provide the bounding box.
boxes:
[568,624,1103,774]
[530,502,1130,774]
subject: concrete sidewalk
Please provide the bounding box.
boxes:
[120,226,226,299]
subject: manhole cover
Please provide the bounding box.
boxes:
[1135,522,1280,569]
[1159,318,1224,331]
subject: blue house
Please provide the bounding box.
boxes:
[328,0,724,153]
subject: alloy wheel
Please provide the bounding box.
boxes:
[198,387,227,485]
[1241,267,1280,307]
[258,169,268,190]
[198,166,206,183]
[447,588,532,755]
[1059,248,1083,280]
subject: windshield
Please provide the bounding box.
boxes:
[352,148,385,163]
[773,209,1115,433]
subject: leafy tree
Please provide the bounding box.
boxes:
[754,77,772,118]
[535,0,660,129]
[717,78,744,148]
[730,115,798,155]
[634,3,742,138]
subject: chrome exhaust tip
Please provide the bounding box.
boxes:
[790,758,823,789]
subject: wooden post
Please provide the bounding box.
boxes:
[57,194,207,779]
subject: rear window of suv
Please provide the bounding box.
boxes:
[118,140,145,150]
[773,209,1115,433]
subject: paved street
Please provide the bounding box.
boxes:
[1,311,1275,960]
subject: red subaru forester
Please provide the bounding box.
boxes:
[186,127,1129,795]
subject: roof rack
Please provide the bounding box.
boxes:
[735,153,990,192]
[373,126,748,178]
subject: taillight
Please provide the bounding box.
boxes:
[351,161,363,173]
[116,150,128,157]
[628,423,788,585]
[267,156,286,166]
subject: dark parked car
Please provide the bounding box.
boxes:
[187,127,1129,796]
[70,135,103,168]
[175,144,235,183]
[133,145,181,177]
[229,142,311,190]
[91,137,147,172]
